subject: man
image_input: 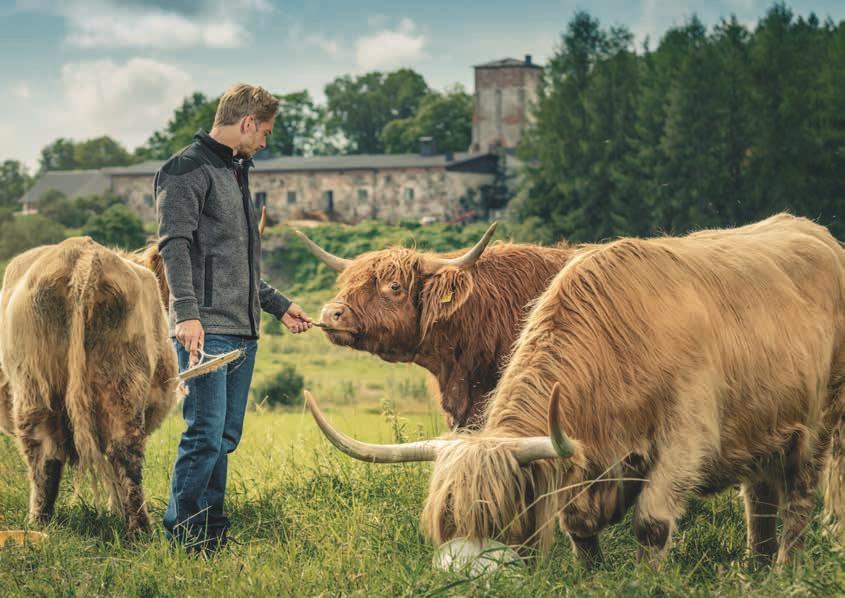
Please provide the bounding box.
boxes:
[156,83,312,552]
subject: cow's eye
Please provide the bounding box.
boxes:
[389,281,402,293]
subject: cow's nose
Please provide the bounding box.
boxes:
[322,303,346,323]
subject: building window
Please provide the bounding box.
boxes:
[384,174,392,184]
[323,190,334,213]
[143,193,153,208]
[403,187,414,201]
[357,188,368,202]
[254,191,267,210]
[287,191,297,204]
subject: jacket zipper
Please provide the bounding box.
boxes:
[235,164,258,337]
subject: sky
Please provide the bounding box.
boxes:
[1,0,843,172]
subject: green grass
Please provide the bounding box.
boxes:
[2,400,844,596]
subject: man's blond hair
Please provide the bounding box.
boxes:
[213,84,279,127]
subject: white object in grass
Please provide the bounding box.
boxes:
[433,537,521,575]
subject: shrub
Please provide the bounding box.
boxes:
[82,204,147,250]
[252,364,304,408]
[40,192,124,229]
[0,214,66,260]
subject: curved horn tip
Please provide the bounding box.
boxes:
[548,383,574,459]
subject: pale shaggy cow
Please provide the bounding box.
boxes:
[0,237,178,535]
[307,213,845,567]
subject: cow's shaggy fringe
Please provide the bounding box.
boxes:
[422,214,845,562]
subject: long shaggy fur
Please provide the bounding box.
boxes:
[325,241,572,428]
[0,237,178,533]
[422,214,845,563]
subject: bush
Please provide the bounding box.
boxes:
[40,192,124,229]
[252,364,304,408]
[0,214,66,260]
[82,204,147,250]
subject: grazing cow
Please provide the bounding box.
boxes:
[306,214,845,566]
[0,237,179,535]
[297,224,572,428]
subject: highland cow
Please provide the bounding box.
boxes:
[297,224,572,428]
[307,214,845,566]
[0,237,178,535]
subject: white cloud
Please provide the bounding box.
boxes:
[355,18,426,71]
[305,34,340,57]
[52,58,194,149]
[12,82,32,100]
[19,0,271,49]
[67,11,244,49]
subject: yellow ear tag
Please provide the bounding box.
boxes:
[440,291,453,303]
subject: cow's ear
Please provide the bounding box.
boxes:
[419,267,475,338]
[141,245,170,309]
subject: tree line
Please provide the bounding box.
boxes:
[517,4,845,241]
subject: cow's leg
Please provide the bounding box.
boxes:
[632,452,702,564]
[16,411,65,524]
[741,479,780,566]
[568,534,603,567]
[106,427,150,537]
[777,448,824,566]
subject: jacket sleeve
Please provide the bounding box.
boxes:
[155,161,208,324]
[259,279,292,319]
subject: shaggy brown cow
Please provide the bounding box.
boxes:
[297,224,572,428]
[306,213,845,566]
[0,237,178,534]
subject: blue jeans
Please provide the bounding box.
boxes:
[163,334,257,541]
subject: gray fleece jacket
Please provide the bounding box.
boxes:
[155,130,291,338]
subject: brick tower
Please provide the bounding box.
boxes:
[470,55,542,153]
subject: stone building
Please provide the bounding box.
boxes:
[105,151,497,225]
[470,55,542,153]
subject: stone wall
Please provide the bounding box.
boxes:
[256,167,493,224]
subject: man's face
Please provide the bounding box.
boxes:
[238,115,273,158]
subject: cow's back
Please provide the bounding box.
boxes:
[488,214,845,465]
[0,237,176,451]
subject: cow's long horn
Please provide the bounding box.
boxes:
[421,222,498,273]
[510,384,576,463]
[294,230,351,273]
[305,390,454,462]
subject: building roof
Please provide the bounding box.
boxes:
[18,170,110,206]
[475,57,542,69]
[103,152,495,175]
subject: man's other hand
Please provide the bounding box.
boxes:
[175,319,205,366]
[281,302,313,334]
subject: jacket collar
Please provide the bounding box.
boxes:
[195,129,254,170]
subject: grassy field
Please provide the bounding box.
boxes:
[2,227,845,595]
[2,315,845,596]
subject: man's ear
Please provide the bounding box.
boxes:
[419,268,475,339]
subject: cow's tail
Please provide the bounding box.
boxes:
[65,246,103,472]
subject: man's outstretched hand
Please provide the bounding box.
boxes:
[281,302,313,334]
